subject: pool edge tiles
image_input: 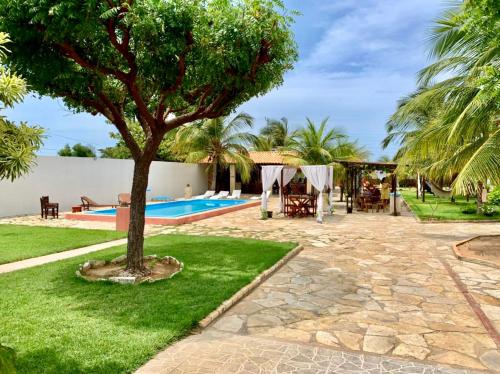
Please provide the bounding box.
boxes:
[65,200,261,226]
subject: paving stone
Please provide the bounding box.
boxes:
[479,350,500,371]
[362,335,395,354]
[396,334,427,347]
[335,331,363,351]
[213,315,244,333]
[366,325,397,336]
[392,343,430,360]
[315,331,339,347]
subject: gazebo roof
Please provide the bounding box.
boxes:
[333,160,398,171]
[199,151,296,165]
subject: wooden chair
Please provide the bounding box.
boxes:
[118,193,131,207]
[40,196,59,219]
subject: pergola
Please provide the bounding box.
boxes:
[333,160,400,216]
[261,165,333,223]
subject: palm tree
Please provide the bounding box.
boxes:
[173,112,255,190]
[384,1,500,198]
[251,134,274,151]
[259,117,297,149]
[285,117,370,201]
[286,117,348,165]
[0,32,43,181]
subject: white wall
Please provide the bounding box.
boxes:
[0,156,208,218]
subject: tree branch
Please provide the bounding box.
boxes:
[156,32,194,122]
[55,42,128,82]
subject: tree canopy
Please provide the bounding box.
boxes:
[58,143,96,157]
[384,0,499,194]
[0,0,297,161]
[0,32,43,181]
[172,112,255,190]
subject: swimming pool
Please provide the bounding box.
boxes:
[89,199,248,218]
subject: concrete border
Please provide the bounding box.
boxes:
[65,200,261,226]
[452,235,499,269]
[198,244,304,329]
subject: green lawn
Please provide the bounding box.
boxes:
[401,188,498,221]
[0,234,296,374]
[0,225,126,264]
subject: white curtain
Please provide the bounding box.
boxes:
[328,166,334,214]
[301,165,328,223]
[261,165,283,211]
[278,168,297,212]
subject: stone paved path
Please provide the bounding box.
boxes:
[137,199,500,373]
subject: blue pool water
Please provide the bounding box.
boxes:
[89,199,247,218]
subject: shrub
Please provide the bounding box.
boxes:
[462,204,477,214]
[480,203,497,217]
[488,186,500,205]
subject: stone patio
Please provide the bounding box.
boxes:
[142,199,500,373]
[3,197,500,372]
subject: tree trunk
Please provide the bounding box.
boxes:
[339,185,344,202]
[476,181,484,213]
[422,176,426,203]
[210,162,217,191]
[126,157,153,274]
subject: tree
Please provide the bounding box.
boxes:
[58,143,96,157]
[251,134,274,151]
[100,121,181,161]
[0,32,43,181]
[172,112,255,190]
[384,0,500,199]
[287,117,353,165]
[0,0,297,274]
[260,117,297,148]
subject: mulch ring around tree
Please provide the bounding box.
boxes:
[76,255,183,284]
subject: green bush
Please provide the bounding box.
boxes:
[480,202,497,217]
[488,186,500,205]
[462,204,477,214]
[0,344,16,374]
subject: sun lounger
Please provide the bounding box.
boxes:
[250,190,271,200]
[210,191,229,200]
[193,190,216,199]
[227,190,241,199]
[80,196,117,211]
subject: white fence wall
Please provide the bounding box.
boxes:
[0,156,208,218]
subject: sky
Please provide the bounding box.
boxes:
[4,0,445,159]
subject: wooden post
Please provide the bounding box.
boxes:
[416,173,420,199]
[422,175,426,203]
[345,169,349,213]
[280,169,284,212]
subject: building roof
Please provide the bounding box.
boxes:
[248,151,289,164]
[199,151,294,165]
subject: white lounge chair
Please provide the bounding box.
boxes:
[227,190,241,199]
[210,191,229,200]
[250,190,271,200]
[193,190,216,199]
